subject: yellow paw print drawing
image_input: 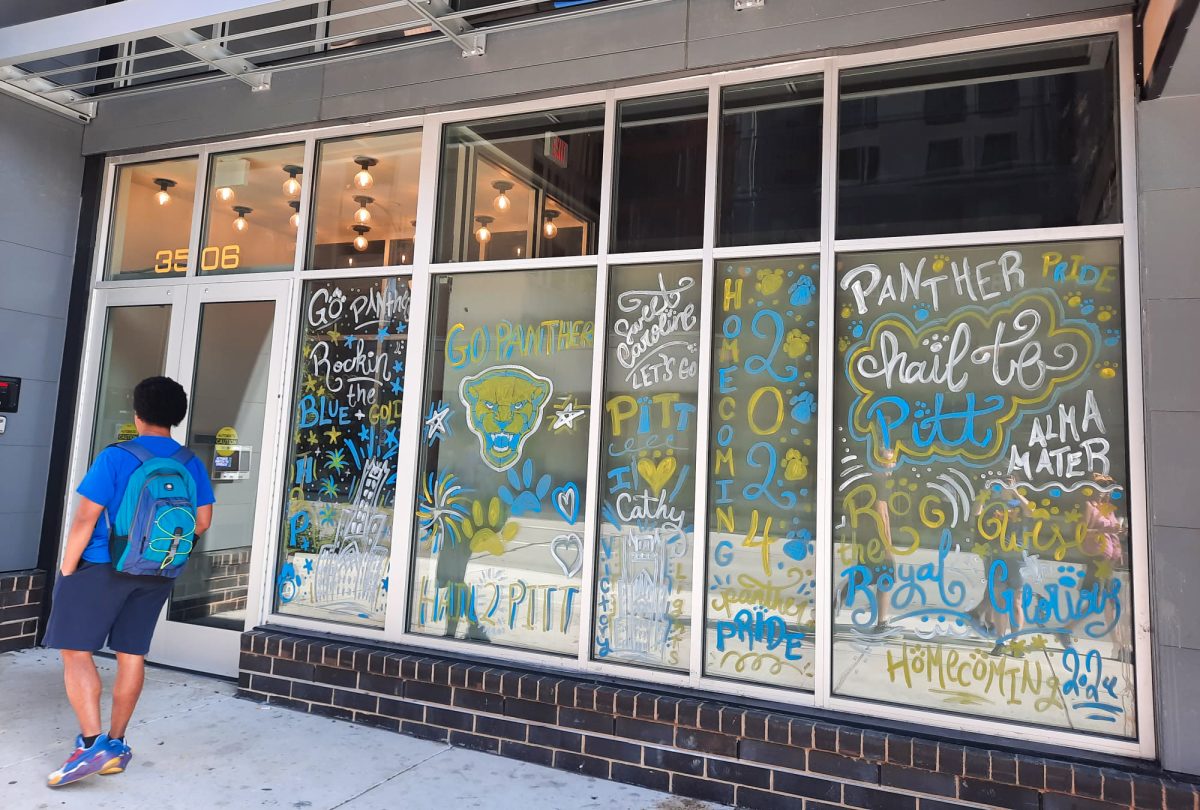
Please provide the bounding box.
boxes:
[837,335,852,352]
[931,254,951,272]
[1066,292,1082,308]
[462,497,518,556]
[783,449,809,481]
[840,304,852,319]
[756,268,784,296]
[783,329,810,359]
[1095,360,1120,380]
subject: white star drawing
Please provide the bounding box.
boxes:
[551,399,587,432]
[424,402,452,444]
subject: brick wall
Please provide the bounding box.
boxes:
[0,570,45,652]
[238,629,1199,809]
[167,547,250,623]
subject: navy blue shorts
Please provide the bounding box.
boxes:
[43,562,173,655]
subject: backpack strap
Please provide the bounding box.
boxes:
[113,440,157,464]
[170,446,197,466]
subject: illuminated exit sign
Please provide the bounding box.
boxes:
[544,133,568,168]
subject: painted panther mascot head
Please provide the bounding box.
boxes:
[459,365,553,472]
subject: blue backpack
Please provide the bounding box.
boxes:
[106,441,200,578]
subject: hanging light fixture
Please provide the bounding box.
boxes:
[153,178,176,206]
[543,209,561,240]
[232,205,252,233]
[474,215,494,243]
[491,180,513,212]
[353,195,374,225]
[288,200,301,229]
[352,224,371,252]
[353,156,378,190]
[216,185,235,202]
[282,164,303,197]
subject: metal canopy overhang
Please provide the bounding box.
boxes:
[0,0,673,123]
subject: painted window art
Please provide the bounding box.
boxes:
[704,257,820,689]
[831,239,1135,737]
[275,276,411,627]
[594,263,702,671]
[408,268,596,656]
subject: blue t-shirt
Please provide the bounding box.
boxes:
[77,436,217,563]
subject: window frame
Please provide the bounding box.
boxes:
[79,15,1150,759]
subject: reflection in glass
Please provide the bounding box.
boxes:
[106,158,198,279]
[831,239,1134,738]
[201,143,306,274]
[275,278,411,627]
[719,78,823,247]
[89,306,171,458]
[594,262,702,671]
[837,36,1120,239]
[168,301,275,631]
[704,257,820,689]
[409,269,596,655]
[612,93,708,253]
[436,106,603,262]
[310,130,422,270]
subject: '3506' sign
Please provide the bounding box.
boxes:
[153,245,240,273]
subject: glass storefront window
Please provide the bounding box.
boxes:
[106,157,198,279]
[719,77,823,247]
[837,36,1119,239]
[435,106,604,263]
[612,93,708,254]
[89,306,171,454]
[832,239,1135,737]
[409,268,597,655]
[310,129,422,270]
[704,256,820,689]
[594,262,702,670]
[274,277,412,627]
[200,143,306,275]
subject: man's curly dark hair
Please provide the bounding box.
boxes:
[133,376,188,428]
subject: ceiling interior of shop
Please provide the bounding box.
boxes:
[0,0,671,122]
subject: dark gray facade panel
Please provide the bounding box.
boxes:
[318,44,689,122]
[0,92,84,573]
[1145,298,1200,413]
[1151,525,1200,649]
[1156,646,1200,776]
[1139,187,1200,300]
[83,0,1127,155]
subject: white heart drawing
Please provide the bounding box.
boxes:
[550,533,583,578]
[553,483,579,525]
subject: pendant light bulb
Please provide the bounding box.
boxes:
[491,180,513,213]
[153,178,176,206]
[543,209,561,240]
[232,205,252,233]
[474,215,494,244]
[353,195,374,225]
[352,224,371,252]
[288,200,301,229]
[282,164,303,198]
[216,186,235,202]
[353,155,378,190]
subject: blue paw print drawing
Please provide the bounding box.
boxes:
[498,458,551,516]
[914,400,930,419]
[850,320,865,338]
[789,275,817,306]
[1104,328,1122,346]
[1080,298,1095,315]
[790,391,816,424]
[913,303,931,322]
[782,530,813,562]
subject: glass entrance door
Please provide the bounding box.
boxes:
[147,280,292,676]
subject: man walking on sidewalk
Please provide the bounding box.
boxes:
[42,376,215,787]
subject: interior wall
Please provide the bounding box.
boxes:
[0,93,86,572]
[1138,21,1200,778]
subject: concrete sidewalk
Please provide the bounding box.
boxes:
[0,648,721,810]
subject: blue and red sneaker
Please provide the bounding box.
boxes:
[47,733,122,787]
[99,736,133,775]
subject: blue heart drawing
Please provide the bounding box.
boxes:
[552,482,580,525]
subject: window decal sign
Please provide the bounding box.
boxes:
[831,240,1135,738]
[703,257,820,690]
[274,277,410,627]
[409,269,596,656]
